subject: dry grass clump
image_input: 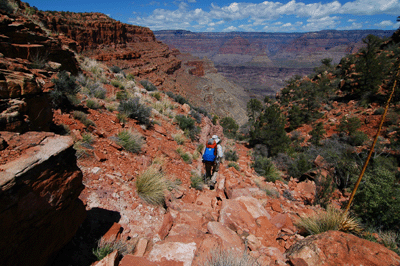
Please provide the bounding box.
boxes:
[136,166,167,206]
[116,130,144,153]
[201,249,260,266]
[172,132,186,145]
[296,206,363,236]
[92,237,137,261]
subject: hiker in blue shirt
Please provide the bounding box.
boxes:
[202,135,224,189]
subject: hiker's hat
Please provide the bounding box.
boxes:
[212,135,220,143]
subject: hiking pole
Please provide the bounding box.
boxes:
[345,64,399,213]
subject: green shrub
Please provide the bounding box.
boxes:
[212,115,218,125]
[190,171,204,190]
[82,133,94,144]
[287,152,313,179]
[110,65,121,73]
[353,166,400,231]
[116,130,144,153]
[296,206,362,236]
[309,122,326,146]
[172,133,186,145]
[177,147,192,163]
[118,98,152,125]
[252,156,281,182]
[50,71,79,108]
[220,117,239,139]
[111,79,124,89]
[338,116,361,136]
[373,107,385,115]
[151,92,161,101]
[348,131,369,146]
[175,115,195,130]
[197,143,204,154]
[139,80,157,91]
[116,90,128,100]
[184,126,201,141]
[190,111,202,124]
[72,111,95,127]
[225,149,239,161]
[136,166,166,206]
[126,73,135,81]
[86,99,102,109]
[227,162,240,171]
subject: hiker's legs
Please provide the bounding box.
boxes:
[204,163,212,182]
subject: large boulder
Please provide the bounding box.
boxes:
[286,230,400,266]
[0,132,86,266]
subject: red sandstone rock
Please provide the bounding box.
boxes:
[94,250,119,266]
[148,241,196,266]
[286,231,400,266]
[102,222,122,242]
[207,221,244,253]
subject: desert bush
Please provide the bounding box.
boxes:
[190,111,202,123]
[227,162,240,171]
[177,147,192,163]
[287,152,313,179]
[172,133,186,145]
[220,117,239,139]
[225,149,239,162]
[86,99,102,109]
[314,172,336,207]
[212,115,218,125]
[139,80,157,91]
[352,166,400,231]
[254,179,280,198]
[115,130,144,153]
[201,249,261,266]
[197,143,204,154]
[109,65,121,73]
[175,115,195,130]
[190,171,204,190]
[126,73,135,81]
[296,207,362,236]
[86,82,107,99]
[118,98,152,125]
[338,116,362,136]
[151,91,161,101]
[111,79,124,90]
[82,133,94,144]
[348,131,369,146]
[309,122,326,146]
[92,237,136,261]
[116,90,128,100]
[50,71,79,108]
[136,166,166,206]
[73,111,95,127]
[379,231,399,252]
[373,107,385,115]
[252,156,281,182]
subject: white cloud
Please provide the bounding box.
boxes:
[338,22,363,30]
[223,26,238,31]
[374,20,398,28]
[129,0,400,32]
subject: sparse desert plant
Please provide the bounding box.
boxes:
[139,80,157,91]
[190,111,202,123]
[126,73,135,81]
[201,249,261,266]
[86,99,102,109]
[172,132,186,145]
[296,207,363,236]
[72,111,95,127]
[118,97,152,125]
[109,65,121,73]
[252,156,282,182]
[111,79,124,90]
[225,149,239,162]
[151,91,161,101]
[190,171,204,190]
[115,130,144,153]
[92,237,137,261]
[50,71,79,108]
[177,147,192,163]
[197,143,204,154]
[379,231,399,252]
[82,133,94,144]
[227,162,240,171]
[136,166,167,206]
[116,90,128,100]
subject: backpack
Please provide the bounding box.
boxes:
[202,140,217,162]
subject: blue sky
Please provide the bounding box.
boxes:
[27,0,400,32]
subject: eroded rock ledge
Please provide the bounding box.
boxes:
[0,131,86,266]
